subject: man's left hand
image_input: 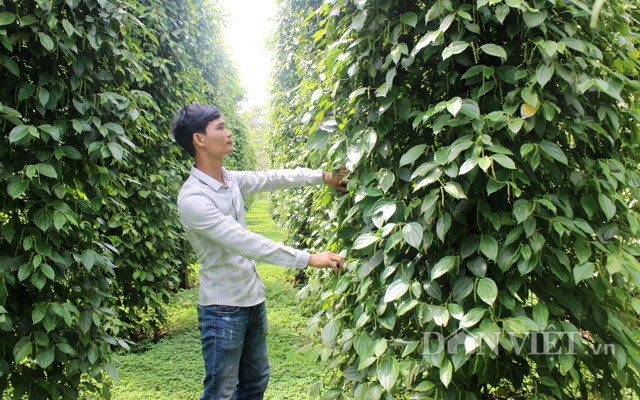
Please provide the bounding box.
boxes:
[324,167,350,192]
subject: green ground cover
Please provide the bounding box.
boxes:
[108,195,325,399]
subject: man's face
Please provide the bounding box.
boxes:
[196,117,234,158]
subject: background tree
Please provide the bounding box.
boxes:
[271,0,640,398]
[0,0,253,398]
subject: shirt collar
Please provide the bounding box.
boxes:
[190,165,233,191]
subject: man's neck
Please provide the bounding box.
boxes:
[194,155,225,184]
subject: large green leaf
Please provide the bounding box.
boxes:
[538,141,568,165]
[439,359,453,388]
[0,12,16,26]
[13,341,32,363]
[598,194,616,221]
[384,278,409,303]
[402,222,423,249]
[477,278,498,306]
[479,44,507,60]
[431,256,457,280]
[442,41,469,60]
[399,144,426,166]
[377,357,399,391]
[353,234,380,250]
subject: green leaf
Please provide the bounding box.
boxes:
[34,209,53,232]
[462,65,485,80]
[0,12,16,26]
[523,10,547,28]
[442,41,469,60]
[1,55,20,77]
[353,234,380,250]
[479,235,498,262]
[415,30,441,53]
[399,144,426,166]
[452,277,474,301]
[538,141,568,165]
[8,180,28,199]
[41,264,55,280]
[352,13,366,31]
[322,320,339,345]
[503,316,538,333]
[377,357,399,391]
[37,32,55,51]
[79,311,92,334]
[108,142,124,161]
[508,118,523,134]
[80,250,96,271]
[606,255,623,276]
[536,63,554,87]
[513,199,531,224]
[379,169,395,193]
[573,262,594,284]
[38,87,50,107]
[401,12,418,27]
[104,122,125,135]
[598,194,616,221]
[539,40,558,58]
[36,163,58,179]
[459,308,485,329]
[493,154,516,169]
[62,19,75,36]
[402,222,423,249]
[440,359,453,388]
[495,4,509,24]
[460,99,480,119]
[432,306,449,326]
[32,303,48,324]
[459,158,478,175]
[477,277,498,306]
[53,213,66,230]
[478,157,492,172]
[533,303,549,330]
[479,44,507,60]
[460,236,479,259]
[444,182,466,199]
[414,167,442,191]
[436,213,452,242]
[431,256,457,280]
[13,341,32,363]
[9,125,28,143]
[104,362,120,381]
[62,146,82,160]
[581,196,598,218]
[384,278,409,302]
[36,346,55,368]
[467,257,487,277]
[446,97,462,117]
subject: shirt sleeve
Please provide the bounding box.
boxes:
[178,193,310,269]
[233,168,324,195]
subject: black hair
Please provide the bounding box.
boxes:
[170,104,221,158]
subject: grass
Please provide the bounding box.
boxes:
[107,194,325,400]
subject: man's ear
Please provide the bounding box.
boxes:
[192,132,205,148]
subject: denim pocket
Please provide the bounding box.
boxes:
[210,304,240,315]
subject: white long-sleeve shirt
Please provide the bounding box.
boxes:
[177,165,324,306]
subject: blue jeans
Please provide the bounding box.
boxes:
[197,302,270,400]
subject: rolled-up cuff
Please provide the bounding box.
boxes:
[294,250,310,269]
[311,169,325,186]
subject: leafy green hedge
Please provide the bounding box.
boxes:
[271,0,640,398]
[0,0,252,398]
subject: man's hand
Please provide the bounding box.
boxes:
[323,167,350,192]
[308,251,345,274]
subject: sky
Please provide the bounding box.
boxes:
[218,0,277,107]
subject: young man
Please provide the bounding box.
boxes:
[171,104,346,400]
